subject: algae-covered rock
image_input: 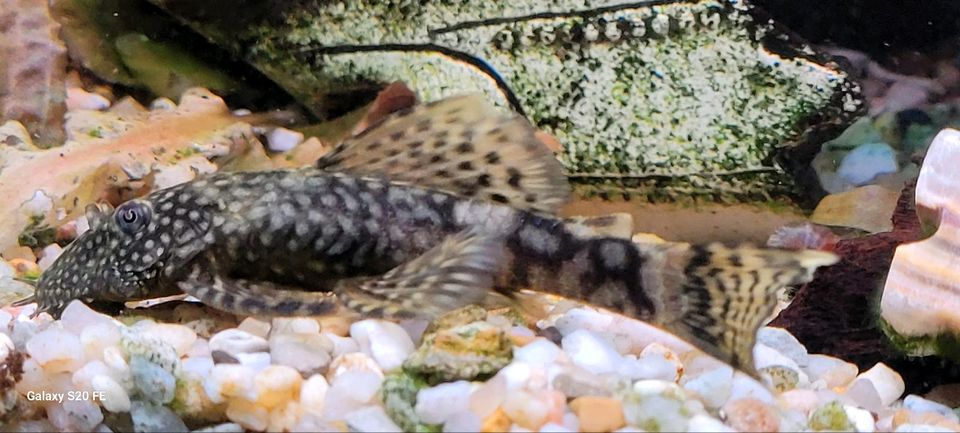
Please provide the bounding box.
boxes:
[381,372,441,433]
[148,0,862,205]
[403,307,513,383]
[809,400,854,431]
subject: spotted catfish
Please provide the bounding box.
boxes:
[25,95,836,369]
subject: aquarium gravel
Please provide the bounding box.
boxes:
[1,299,958,432]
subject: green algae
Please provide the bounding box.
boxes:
[381,372,442,433]
[150,0,862,205]
[879,316,960,363]
[809,400,854,431]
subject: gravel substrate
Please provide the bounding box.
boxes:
[1,300,958,432]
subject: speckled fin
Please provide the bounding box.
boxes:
[176,256,340,317]
[316,94,571,214]
[335,230,512,319]
[658,244,838,373]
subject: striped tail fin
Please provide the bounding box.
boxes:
[656,243,838,372]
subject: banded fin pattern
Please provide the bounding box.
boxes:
[335,230,511,319]
[658,243,838,371]
[176,254,339,317]
[316,94,571,214]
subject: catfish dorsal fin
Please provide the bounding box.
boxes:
[316,94,571,214]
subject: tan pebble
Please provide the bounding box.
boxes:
[569,396,626,432]
[226,398,269,432]
[254,365,303,408]
[238,318,271,339]
[508,331,536,347]
[267,400,303,432]
[892,408,912,429]
[723,398,780,432]
[913,411,960,431]
[317,315,354,336]
[482,407,512,433]
[326,352,383,381]
[9,258,40,279]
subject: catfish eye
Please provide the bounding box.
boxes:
[115,201,151,234]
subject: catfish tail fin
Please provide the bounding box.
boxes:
[657,243,838,372]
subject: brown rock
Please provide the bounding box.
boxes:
[569,396,626,432]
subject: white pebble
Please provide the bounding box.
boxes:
[80,323,121,361]
[687,414,736,432]
[26,327,84,372]
[728,372,774,404]
[300,374,330,415]
[415,380,473,424]
[61,300,116,334]
[269,333,332,374]
[271,317,320,335]
[72,360,110,391]
[204,364,257,403]
[514,338,562,365]
[333,370,383,403]
[844,405,876,432]
[444,411,483,432]
[209,329,269,356]
[344,406,402,433]
[92,374,131,412]
[502,389,549,430]
[903,395,959,421]
[843,379,883,412]
[253,364,303,408]
[142,323,197,356]
[856,362,904,406]
[562,412,581,431]
[894,424,955,432]
[55,400,104,432]
[327,352,383,380]
[36,244,63,271]
[498,361,533,390]
[757,327,809,368]
[619,353,677,382]
[181,356,214,378]
[561,329,623,375]
[236,352,272,370]
[0,333,13,358]
[21,190,54,216]
[324,332,360,357]
[66,87,111,111]
[237,318,271,339]
[806,354,858,389]
[470,373,506,418]
[350,320,415,371]
[323,371,383,420]
[683,365,733,409]
[539,422,573,432]
[266,127,304,152]
[0,259,15,278]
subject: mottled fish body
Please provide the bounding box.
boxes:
[30,95,837,371]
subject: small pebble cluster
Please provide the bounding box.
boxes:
[1,299,959,432]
